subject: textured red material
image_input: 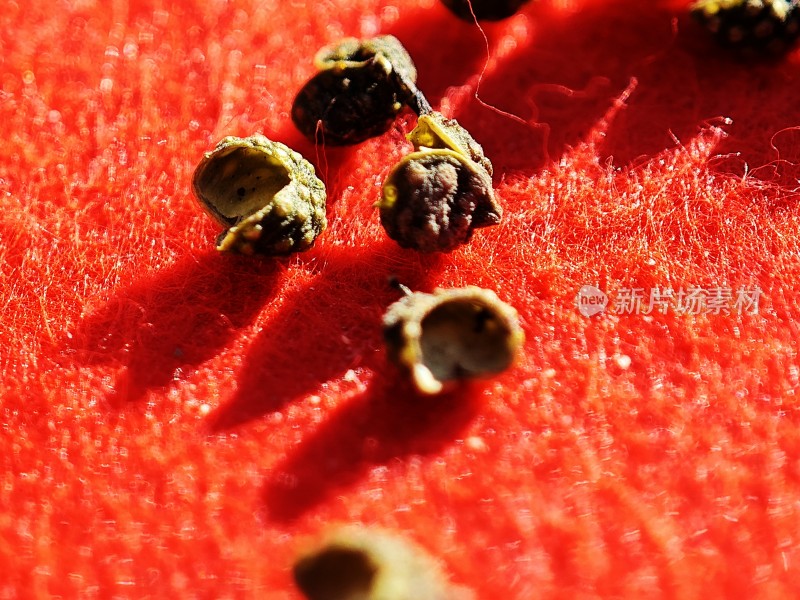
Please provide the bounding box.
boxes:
[2,0,800,597]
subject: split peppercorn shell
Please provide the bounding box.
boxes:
[293,526,475,600]
[691,0,800,54]
[192,135,327,255]
[383,286,524,395]
[440,0,532,21]
[292,35,418,146]
[408,111,494,177]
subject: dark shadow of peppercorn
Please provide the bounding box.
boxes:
[383,3,499,108]
[261,370,482,523]
[440,1,679,175]
[445,0,800,184]
[57,252,284,406]
[602,10,800,186]
[206,241,445,432]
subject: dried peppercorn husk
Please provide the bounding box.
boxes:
[192,135,327,255]
[293,526,475,600]
[377,112,500,252]
[383,287,524,395]
[440,0,532,21]
[691,0,800,53]
[292,35,418,145]
[378,150,499,253]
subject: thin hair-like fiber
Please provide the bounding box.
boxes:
[314,118,330,184]
[465,0,533,127]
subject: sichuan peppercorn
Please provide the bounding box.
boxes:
[383,286,524,395]
[292,35,419,145]
[378,150,498,253]
[378,112,500,253]
[192,135,327,255]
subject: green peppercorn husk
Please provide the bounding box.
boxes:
[409,112,494,177]
[691,0,800,53]
[383,287,524,395]
[440,0,532,21]
[192,135,327,256]
[292,35,418,146]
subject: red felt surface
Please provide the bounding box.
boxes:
[2,0,800,597]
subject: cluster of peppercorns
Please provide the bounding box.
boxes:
[293,35,502,253]
[191,32,523,395]
[190,16,526,597]
[187,3,800,597]
[193,34,501,256]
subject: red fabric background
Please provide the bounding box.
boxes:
[2,0,800,597]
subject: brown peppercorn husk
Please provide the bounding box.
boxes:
[293,526,475,600]
[292,35,419,146]
[313,35,417,85]
[378,112,500,252]
[378,150,499,253]
[383,287,524,395]
[192,135,327,255]
[440,0,532,21]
